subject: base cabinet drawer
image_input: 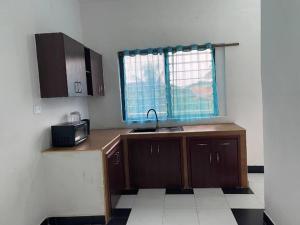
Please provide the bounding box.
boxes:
[189,138,239,188]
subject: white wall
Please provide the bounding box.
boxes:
[79,0,264,166]
[43,151,105,217]
[262,0,300,224]
[0,0,88,224]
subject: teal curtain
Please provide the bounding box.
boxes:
[118,43,219,122]
[119,50,168,122]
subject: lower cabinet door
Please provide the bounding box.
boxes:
[128,140,160,188]
[213,139,239,187]
[156,139,182,188]
[190,139,217,187]
[108,142,125,208]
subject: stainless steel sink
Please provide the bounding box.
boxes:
[131,126,183,133]
[130,128,157,133]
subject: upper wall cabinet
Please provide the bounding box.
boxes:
[85,48,105,96]
[35,32,87,97]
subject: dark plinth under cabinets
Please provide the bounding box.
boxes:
[35,32,104,98]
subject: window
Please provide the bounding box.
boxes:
[118,44,219,122]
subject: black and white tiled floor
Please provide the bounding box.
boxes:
[112,173,265,225]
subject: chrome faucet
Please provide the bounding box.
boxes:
[147,109,159,130]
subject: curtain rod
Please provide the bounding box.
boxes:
[213,43,239,48]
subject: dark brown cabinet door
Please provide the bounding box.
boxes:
[35,33,67,97]
[35,32,87,97]
[128,139,182,188]
[189,139,216,187]
[156,139,182,188]
[85,48,105,96]
[189,137,239,188]
[108,142,125,208]
[63,35,87,96]
[213,139,239,187]
[128,140,160,188]
[97,53,105,96]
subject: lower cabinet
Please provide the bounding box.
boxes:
[107,142,125,208]
[127,136,240,189]
[189,138,239,188]
[128,139,182,188]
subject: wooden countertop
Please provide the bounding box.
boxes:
[44,123,245,153]
[183,123,245,133]
[44,129,131,152]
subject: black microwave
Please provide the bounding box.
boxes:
[51,121,89,147]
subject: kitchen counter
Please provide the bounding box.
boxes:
[183,123,245,133]
[44,123,245,153]
[44,128,131,152]
[43,123,248,223]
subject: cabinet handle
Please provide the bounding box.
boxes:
[216,152,220,163]
[74,82,78,93]
[74,81,82,94]
[150,144,153,154]
[113,152,120,165]
[197,143,208,147]
[157,144,160,154]
[98,85,101,94]
[78,82,82,93]
[209,153,212,164]
[99,85,103,95]
[220,142,230,146]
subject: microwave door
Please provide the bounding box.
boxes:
[75,124,88,144]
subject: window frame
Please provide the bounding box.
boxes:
[118,44,219,123]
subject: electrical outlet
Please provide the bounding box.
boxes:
[33,105,42,114]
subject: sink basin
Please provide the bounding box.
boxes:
[131,128,157,133]
[131,126,183,133]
